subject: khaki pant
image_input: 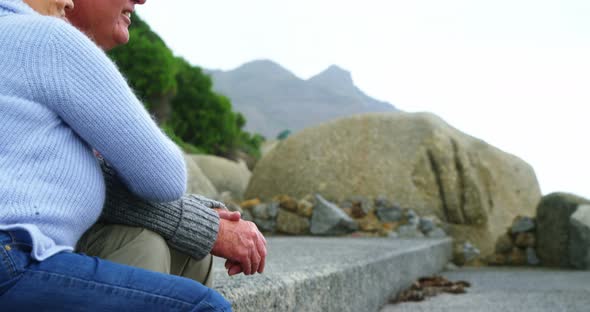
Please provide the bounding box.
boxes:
[77,223,214,287]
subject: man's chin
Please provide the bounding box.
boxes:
[109,30,130,50]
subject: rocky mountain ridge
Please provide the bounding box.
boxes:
[206,60,397,138]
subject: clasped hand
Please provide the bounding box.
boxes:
[211,209,267,276]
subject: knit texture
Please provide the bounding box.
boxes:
[0,0,186,260]
[99,158,221,260]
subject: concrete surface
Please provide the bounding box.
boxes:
[212,237,452,312]
[382,267,590,312]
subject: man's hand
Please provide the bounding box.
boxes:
[214,208,241,222]
[210,217,267,276]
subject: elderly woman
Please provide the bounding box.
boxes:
[0,0,231,310]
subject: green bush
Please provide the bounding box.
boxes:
[109,13,262,159]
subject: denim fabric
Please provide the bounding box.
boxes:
[0,231,232,311]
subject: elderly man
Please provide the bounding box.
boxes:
[68,0,266,284]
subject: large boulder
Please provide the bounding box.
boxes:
[245,112,542,255]
[536,192,590,268]
[184,154,218,198]
[190,155,252,201]
[569,205,590,269]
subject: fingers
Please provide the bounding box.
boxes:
[216,209,241,221]
[228,264,242,276]
[225,260,243,276]
[253,225,267,273]
[249,245,261,275]
[212,219,267,276]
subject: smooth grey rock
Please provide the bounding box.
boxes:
[569,204,590,269]
[397,225,425,238]
[527,247,541,266]
[245,112,542,259]
[427,227,447,238]
[536,192,590,268]
[184,154,218,198]
[213,237,452,312]
[511,216,536,234]
[252,203,270,220]
[192,154,251,200]
[311,194,358,235]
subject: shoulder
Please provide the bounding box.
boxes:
[5,14,98,53]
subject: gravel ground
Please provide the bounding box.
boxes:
[381,267,590,312]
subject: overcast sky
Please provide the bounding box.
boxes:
[137,0,590,199]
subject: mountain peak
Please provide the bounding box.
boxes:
[233,59,298,81]
[308,65,354,89]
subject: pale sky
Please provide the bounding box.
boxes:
[137,0,590,199]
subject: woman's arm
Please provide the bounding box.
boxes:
[99,157,220,260]
[30,19,186,201]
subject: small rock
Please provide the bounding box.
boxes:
[217,191,234,205]
[252,203,270,220]
[507,248,527,266]
[340,200,352,209]
[426,227,447,238]
[253,218,276,233]
[375,196,403,222]
[382,222,401,233]
[343,195,372,218]
[406,209,420,226]
[310,194,358,235]
[240,198,261,210]
[444,262,459,271]
[357,212,381,232]
[296,199,314,218]
[463,242,480,263]
[267,202,280,219]
[486,254,507,266]
[514,232,536,248]
[397,225,425,238]
[275,195,298,212]
[511,216,535,234]
[526,247,541,266]
[419,218,436,234]
[454,241,480,266]
[276,209,310,235]
[388,231,399,239]
[241,209,254,221]
[225,202,243,213]
[495,233,514,254]
[374,195,390,208]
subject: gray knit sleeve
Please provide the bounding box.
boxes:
[98,157,220,260]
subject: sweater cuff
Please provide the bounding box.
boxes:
[167,198,220,260]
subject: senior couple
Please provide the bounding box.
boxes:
[0,0,267,311]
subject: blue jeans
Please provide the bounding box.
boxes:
[0,230,231,311]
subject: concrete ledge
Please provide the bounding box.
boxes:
[212,237,452,312]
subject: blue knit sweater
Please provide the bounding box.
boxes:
[0,0,187,261]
